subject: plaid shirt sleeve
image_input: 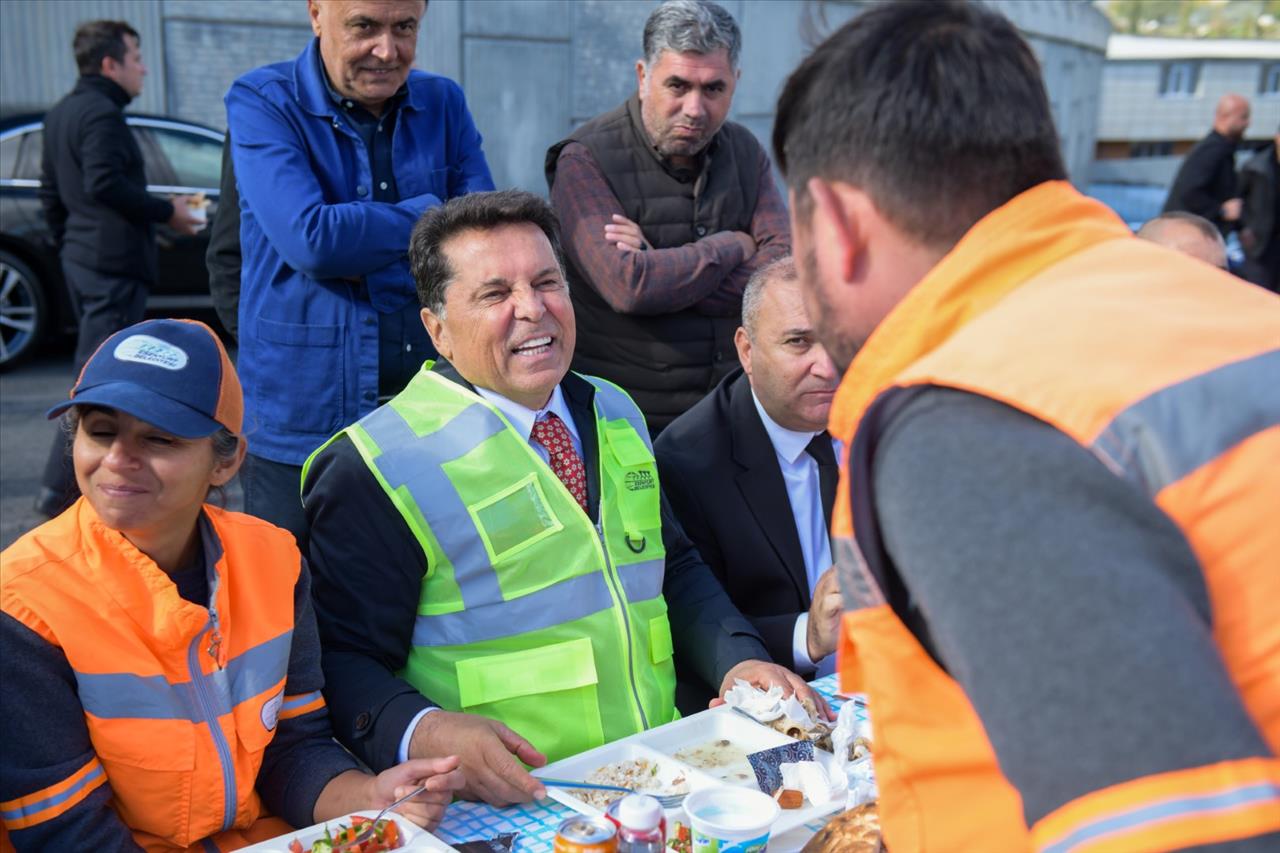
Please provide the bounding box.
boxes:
[551,143,751,316]
[696,147,792,317]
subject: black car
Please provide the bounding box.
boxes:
[0,112,224,369]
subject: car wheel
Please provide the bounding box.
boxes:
[0,249,49,370]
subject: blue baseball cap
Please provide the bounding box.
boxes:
[48,319,243,438]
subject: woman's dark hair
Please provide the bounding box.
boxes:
[73,20,139,76]
[773,0,1066,250]
[409,189,566,317]
[64,405,242,505]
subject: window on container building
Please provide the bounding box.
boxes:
[1261,63,1280,98]
[1159,61,1200,98]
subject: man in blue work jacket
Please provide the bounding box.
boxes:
[225,0,493,541]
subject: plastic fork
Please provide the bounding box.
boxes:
[332,783,427,852]
[539,777,688,809]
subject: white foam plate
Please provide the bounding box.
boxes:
[238,810,457,852]
[537,707,843,837]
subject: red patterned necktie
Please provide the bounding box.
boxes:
[531,412,588,512]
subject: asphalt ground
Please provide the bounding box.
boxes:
[1,347,242,550]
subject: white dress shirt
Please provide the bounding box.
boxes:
[750,391,839,677]
[399,383,582,761]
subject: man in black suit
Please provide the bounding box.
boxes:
[657,256,843,697]
[303,191,823,807]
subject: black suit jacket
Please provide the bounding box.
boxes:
[39,75,174,281]
[303,363,768,769]
[1163,130,1239,232]
[656,369,834,674]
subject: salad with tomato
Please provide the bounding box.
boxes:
[287,815,402,853]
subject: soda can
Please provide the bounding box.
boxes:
[554,816,619,853]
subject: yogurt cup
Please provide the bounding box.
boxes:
[684,786,779,852]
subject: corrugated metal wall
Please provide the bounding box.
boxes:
[0,0,166,115]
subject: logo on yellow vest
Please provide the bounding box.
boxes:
[625,470,655,492]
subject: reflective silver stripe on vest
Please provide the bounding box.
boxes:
[617,558,664,603]
[75,630,292,720]
[361,401,508,610]
[585,376,653,451]
[1091,349,1280,496]
[413,569,618,646]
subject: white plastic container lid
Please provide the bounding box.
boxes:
[616,793,664,830]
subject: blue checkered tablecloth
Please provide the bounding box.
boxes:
[434,675,865,852]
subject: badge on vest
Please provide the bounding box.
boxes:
[261,690,283,731]
[625,469,655,492]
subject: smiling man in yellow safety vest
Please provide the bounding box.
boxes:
[773,2,1280,851]
[301,189,825,808]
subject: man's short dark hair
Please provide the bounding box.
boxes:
[410,189,566,316]
[73,20,139,76]
[772,0,1066,250]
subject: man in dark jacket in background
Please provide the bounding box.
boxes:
[206,136,241,340]
[1162,93,1250,234]
[1239,127,1279,292]
[35,20,202,516]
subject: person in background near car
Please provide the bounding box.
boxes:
[206,134,241,341]
[226,0,493,544]
[1136,211,1228,270]
[545,0,789,435]
[35,20,203,518]
[775,2,1280,849]
[656,257,843,711]
[0,319,462,851]
[1162,93,1250,235]
[1239,126,1280,293]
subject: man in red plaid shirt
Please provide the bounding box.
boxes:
[545,0,789,434]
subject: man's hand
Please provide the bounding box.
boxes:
[409,710,548,806]
[367,755,465,831]
[712,660,835,721]
[1221,198,1243,222]
[167,195,203,236]
[605,214,651,252]
[807,567,843,663]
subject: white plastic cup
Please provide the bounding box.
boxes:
[684,787,779,853]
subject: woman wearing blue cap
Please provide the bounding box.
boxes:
[0,319,463,851]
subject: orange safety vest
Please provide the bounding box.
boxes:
[830,181,1280,852]
[1,500,321,852]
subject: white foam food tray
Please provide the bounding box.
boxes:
[239,810,457,852]
[534,741,720,821]
[538,707,844,837]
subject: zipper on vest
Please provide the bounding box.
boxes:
[188,624,237,832]
[595,520,649,732]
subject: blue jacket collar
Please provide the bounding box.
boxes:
[291,37,423,118]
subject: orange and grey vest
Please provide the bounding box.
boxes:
[829,181,1280,852]
[1,501,317,852]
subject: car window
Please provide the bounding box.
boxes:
[0,133,19,180]
[129,127,176,186]
[12,128,43,181]
[147,127,222,190]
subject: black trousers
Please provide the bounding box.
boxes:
[40,257,149,504]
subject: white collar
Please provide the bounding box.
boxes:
[751,388,822,465]
[474,384,577,442]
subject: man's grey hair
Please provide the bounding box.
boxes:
[643,0,741,69]
[741,256,797,339]
[1136,211,1228,269]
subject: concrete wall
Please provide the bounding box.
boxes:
[1098,58,1280,144]
[1,0,1111,191]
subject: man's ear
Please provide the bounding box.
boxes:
[635,60,647,98]
[808,177,862,285]
[733,325,752,376]
[420,308,451,361]
[308,0,324,37]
